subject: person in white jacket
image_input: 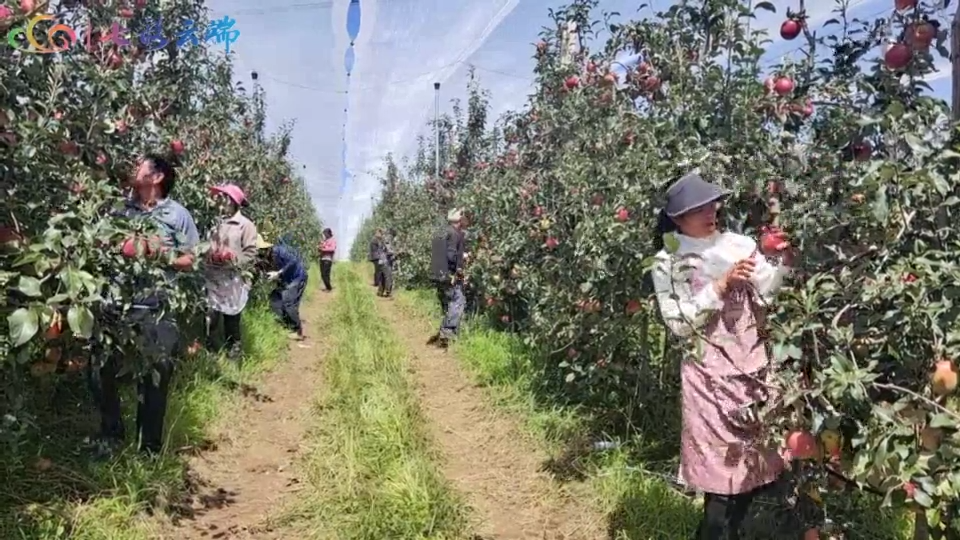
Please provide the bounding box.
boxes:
[651,173,819,539]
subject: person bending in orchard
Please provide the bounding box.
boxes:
[264,234,308,341]
[427,208,465,348]
[87,154,199,459]
[651,173,822,539]
[204,183,259,361]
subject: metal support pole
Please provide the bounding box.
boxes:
[434,82,441,179]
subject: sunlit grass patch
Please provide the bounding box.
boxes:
[286,265,468,539]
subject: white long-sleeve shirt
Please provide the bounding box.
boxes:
[652,231,790,337]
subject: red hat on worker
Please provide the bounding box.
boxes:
[209,183,249,207]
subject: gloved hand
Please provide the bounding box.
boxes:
[266,270,280,281]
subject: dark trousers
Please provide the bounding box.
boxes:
[372,261,380,286]
[320,259,333,290]
[87,312,178,454]
[375,261,393,296]
[270,278,306,334]
[698,492,754,540]
[696,479,820,539]
[437,283,465,339]
[208,311,242,351]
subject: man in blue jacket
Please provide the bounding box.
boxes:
[264,233,308,341]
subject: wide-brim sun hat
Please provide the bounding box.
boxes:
[664,172,730,218]
[210,183,249,207]
[256,234,272,249]
[447,208,462,222]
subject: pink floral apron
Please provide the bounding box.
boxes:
[678,261,783,495]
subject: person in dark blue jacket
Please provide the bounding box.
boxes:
[263,233,308,341]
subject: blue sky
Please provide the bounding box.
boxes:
[205,0,953,257]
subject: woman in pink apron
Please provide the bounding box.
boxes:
[651,173,818,539]
[205,184,259,361]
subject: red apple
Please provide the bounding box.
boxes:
[853,141,872,161]
[52,111,64,121]
[908,22,936,51]
[773,77,794,96]
[106,51,123,69]
[545,236,559,249]
[785,430,819,460]
[602,72,617,86]
[884,43,912,70]
[615,207,629,222]
[0,6,13,24]
[59,141,79,155]
[121,237,146,258]
[642,76,661,92]
[763,77,776,93]
[500,315,510,323]
[567,348,578,358]
[903,482,916,498]
[625,299,642,315]
[119,7,133,18]
[0,226,23,246]
[485,297,496,307]
[116,120,128,133]
[532,206,543,217]
[591,194,604,206]
[931,359,958,396]
[564,75,580,90]
[760,230,789,254]
[19,0,34,15]
[170,139,185,155]
[895,0,916,10]
[95,152,108,165]
[902,273,917,283]
[134,0,147,7]
[780,19,802,40]
[586,61,597,73]
[536,41,547,54]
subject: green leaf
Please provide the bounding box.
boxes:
[663,232,680,254]
[753,2,775,13]
[913,488,934,508]
[67,305,95,339]
[16,276,42,297]
[928,413,955,429]
[872,186,889,225]
[579,282,593,293]
[7,307,39,347]
[564,372,576,383]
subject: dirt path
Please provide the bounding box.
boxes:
[376,293,606,540]
[161,288,334,539]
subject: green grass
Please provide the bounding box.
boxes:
[286,265,469,540]
[393,287,914,540]
[0,266,320,540]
